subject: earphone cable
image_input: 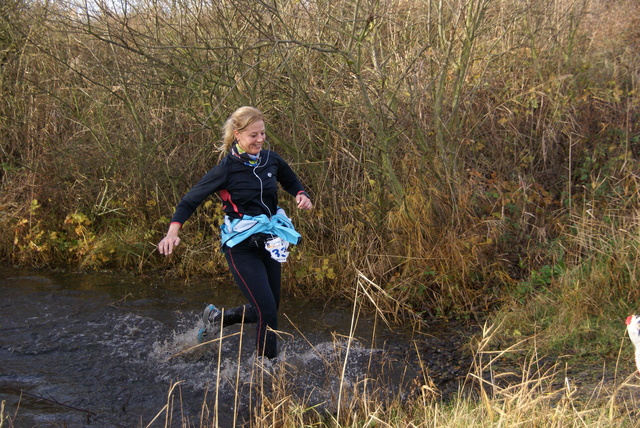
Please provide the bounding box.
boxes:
[253,141,272,218]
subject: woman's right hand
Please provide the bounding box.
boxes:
[158,223,182,255]
[158,235,180,255]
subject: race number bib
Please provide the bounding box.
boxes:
[265,237,290,263]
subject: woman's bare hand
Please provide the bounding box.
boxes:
[296,194,313,210]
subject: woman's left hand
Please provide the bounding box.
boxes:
[296,193,313,210]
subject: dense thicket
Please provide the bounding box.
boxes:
[1,0,638,342]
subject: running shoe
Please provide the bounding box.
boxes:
[197,304,221,343]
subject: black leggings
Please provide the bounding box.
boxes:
[222,236,281,359]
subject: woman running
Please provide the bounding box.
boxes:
[158,106,312,359]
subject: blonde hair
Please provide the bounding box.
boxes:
[219,106,265,153]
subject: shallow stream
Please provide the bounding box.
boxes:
[0,267,475,427]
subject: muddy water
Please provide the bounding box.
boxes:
[0,267,475,427]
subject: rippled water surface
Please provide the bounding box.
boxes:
[0,267,472,427]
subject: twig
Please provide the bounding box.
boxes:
[1,387,97,418]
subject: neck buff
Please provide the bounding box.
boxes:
[231,142,260,166]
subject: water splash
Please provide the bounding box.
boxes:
[0,268,430,427]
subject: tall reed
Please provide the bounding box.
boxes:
[0,0,638,325]
[142,275,640,427]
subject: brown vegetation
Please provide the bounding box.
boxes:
[1,0,639,355]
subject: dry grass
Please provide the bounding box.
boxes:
[124,276,640,428]
[0,0,639,399]
[2,271,640,427]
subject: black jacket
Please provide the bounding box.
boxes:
[170,150,307,224]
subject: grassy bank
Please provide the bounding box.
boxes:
[150,289,640,427]
[1,0,639,373]
[2,276,637,428]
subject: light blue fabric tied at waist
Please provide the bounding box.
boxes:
[220,208,301,248]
